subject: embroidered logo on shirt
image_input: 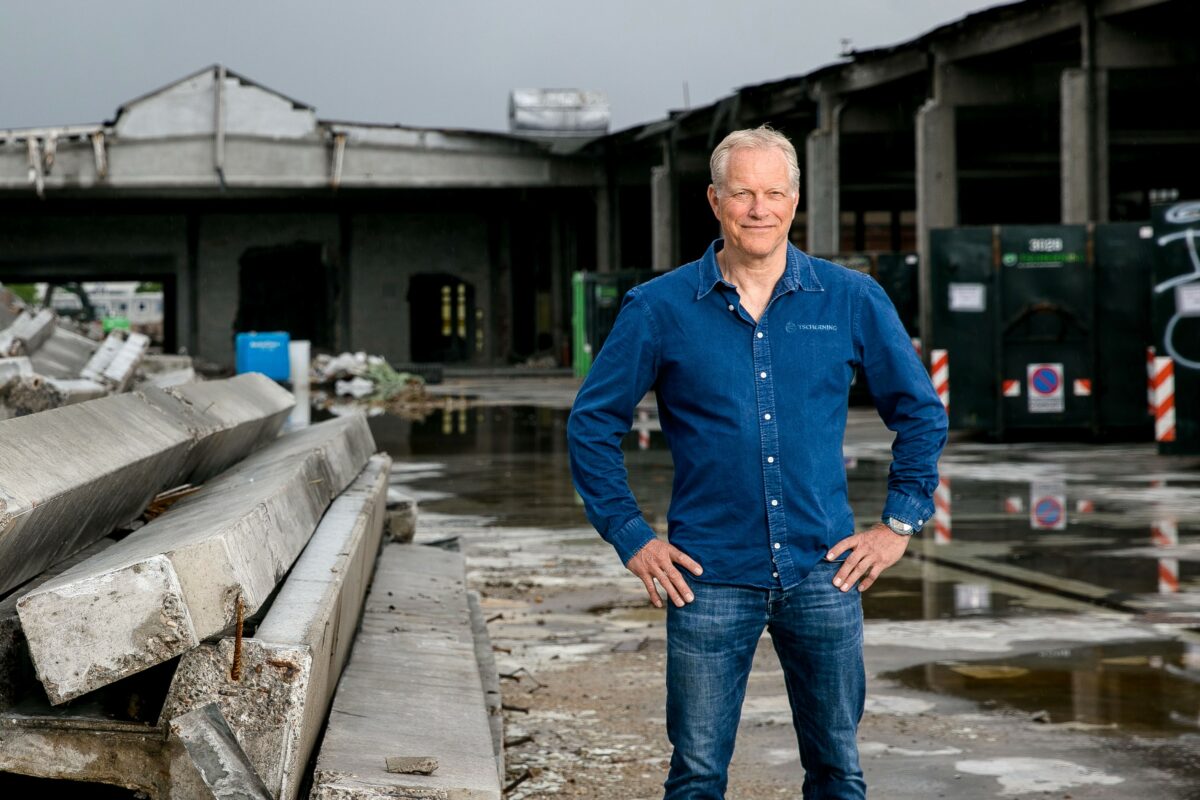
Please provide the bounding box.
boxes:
[785,322,837,333]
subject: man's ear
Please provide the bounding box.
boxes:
[707,184,720,218]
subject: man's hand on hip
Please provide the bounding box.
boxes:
[825,524,911,592]
[626,539,703,608]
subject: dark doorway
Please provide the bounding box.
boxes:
[408,274,474,363]
[234,242,335,350]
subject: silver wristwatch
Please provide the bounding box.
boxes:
[884,517,915,536]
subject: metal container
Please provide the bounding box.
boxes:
[571,271,656,377]
[821,252,920,403]
[930,224,1155,438]
[1151,202,1200,454]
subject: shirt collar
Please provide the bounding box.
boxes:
[695,239,824,300]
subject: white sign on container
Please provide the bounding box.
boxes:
[948,282,987,312]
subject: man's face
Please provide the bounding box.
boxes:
[707,146,798,262]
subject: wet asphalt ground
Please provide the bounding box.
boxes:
[379,376,1200,798]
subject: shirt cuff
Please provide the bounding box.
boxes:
[881,491,934,533]
[608,516,658,565]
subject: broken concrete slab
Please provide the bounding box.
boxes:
[144,366,197,389]
[161,453,391,799]
[0,356,32,382]
[386,485,418,543]
[0,309,56,356]
[17,414,376,705]
[29,325,99,379]
[309,544,502,800]
[102,331,150,391]
[0,374,296,597]
[80,332,124,382]
[0,375,107,416]
[169,704,274,800]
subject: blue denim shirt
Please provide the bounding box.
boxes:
[567,240,947,589]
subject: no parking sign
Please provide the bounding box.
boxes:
[1027,362,1064,413]
[1029,481,1068,530]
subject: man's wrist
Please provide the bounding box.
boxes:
[884,517,915,536]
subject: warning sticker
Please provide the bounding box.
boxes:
[1029,481,1068,531]
[1027,363,1064,413]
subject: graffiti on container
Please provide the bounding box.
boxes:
[1154,201,1200,370]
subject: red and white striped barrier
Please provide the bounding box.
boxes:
[931,349,949,412]
[1073,378,1092,397]
[911,338,923,358]
[1152,518,1179,594]
[1075,499,1095,513]
[1151,356,1176,442]
[1146,346,1156,415]
[636,409,650,450]
[934,476,952,544]
[1002,379,1020,398]
[1004,495,1024,514]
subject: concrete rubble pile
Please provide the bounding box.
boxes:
[0,382,501,799]
[0,292,194,419]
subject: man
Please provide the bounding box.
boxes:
[567,126,946,799]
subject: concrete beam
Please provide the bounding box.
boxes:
[160,454,390,800]
[0,375,107,416]
[0,536,116,711]
[102,331,150,391]
[0,373,293,596]
[650,163,674,271]
[934,3,1083,63]
[0,310,55,356]
[819,49,929,95]
[80,333,123,382]
[17,414,375,705]
[310,544,502,800]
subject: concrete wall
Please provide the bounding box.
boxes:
[350,211,491,366]
[195,213,340,366]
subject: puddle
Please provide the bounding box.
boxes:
[883,640,1200,736]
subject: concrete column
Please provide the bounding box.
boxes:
[595,183,612,272]
[650,164,674,271]
[916,98,958,350]
[806,95,844,256]
[1061,67,1109,224]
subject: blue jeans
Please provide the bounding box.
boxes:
[664,559,866,799]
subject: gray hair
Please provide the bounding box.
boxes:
[710,126,800,195]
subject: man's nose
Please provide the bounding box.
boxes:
[748,194,768,216]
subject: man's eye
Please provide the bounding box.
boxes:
[769,192,786,200]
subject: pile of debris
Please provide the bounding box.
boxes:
[311,351,439,419]
[0,289,192,418]
[0,377,501,798]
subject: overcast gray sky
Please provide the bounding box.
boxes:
[3,1,1001,134]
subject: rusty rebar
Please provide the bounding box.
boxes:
[230,594,245,681]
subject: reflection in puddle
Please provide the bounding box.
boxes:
[884,640,1200,736]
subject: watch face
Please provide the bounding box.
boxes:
[887,518,913,534]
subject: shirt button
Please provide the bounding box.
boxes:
[764,413,771,420]
[774,542,781,550]
[759,371,767,379]
[767,456,775,463]
[757,332,764,339]
[728,304,735,311]
[771,499,779,507]
[773,571,779,578]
